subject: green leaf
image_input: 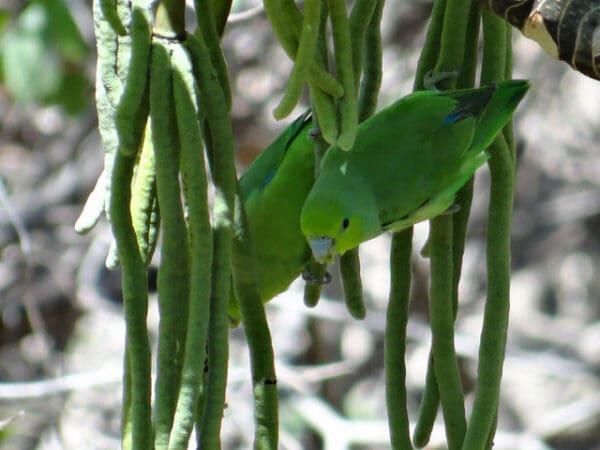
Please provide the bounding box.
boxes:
[0,9,10,33]
[39,0,88,62]
[0,20,62,102]
[47,70,91,115]
[0,0,90,112]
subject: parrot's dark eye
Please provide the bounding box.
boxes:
[341,218,350,231]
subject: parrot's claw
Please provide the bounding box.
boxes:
[302,269,332,285]
[441,203,461,215]
[309,126,322,141]
[423,69,460,91]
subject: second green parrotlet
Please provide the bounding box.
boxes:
[301,79,529,262]
[230,111,315,321]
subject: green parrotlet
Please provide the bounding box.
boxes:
[301,79,529,262]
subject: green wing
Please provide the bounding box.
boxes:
[239,110,312,198]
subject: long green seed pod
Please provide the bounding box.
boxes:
[456,0,482,91]
[308,66,345,99]
[305,0,341,146]
[110,151,152,450]
[336,0,384,319]
[357,0,384,122]
[94,0,124,108]
[414,0,448,90]
[411,1,466,446]
[232,190,279,449]
[418,2,475,448]
[413,5,481,446]
[480,10,508,84]
[99,0,127,36]
[348,0,378,89]
[450,173,474,311]
[213,0,233,36]
[315,0,329,67]
[412,355,439,448]
[193,0,233,110]
[385,229,413,450]
[83,0,127,238]
[409,0,448,439]
[263,0,302,56]
[462,135,513,450]
[168,44,213,449]
[303,257,329,307]
[149,41,191,450]
[115,1,133,84]
[280,0,340,91]
[503,23,516,160]
[339,250,365,319]
[308,84,339,145]
[462,11,513,449]
[326,0,358,150]
[116,8,151,157]
[450,0,480,354]
[273,0,321,120]
[121,345,133,450]
[263,0,344,98]
[428,215,466,450]
[194,364,208,449]
[130,122,159,266]
[433,0,473,86]
[485,412,499,450]
[185,32,236,449]
[91,0,136,261]
[93,0,125,231]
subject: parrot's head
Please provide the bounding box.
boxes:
[300,174,380,263]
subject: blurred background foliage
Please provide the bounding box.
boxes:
[0,0,599,449]
[0,0,91,115]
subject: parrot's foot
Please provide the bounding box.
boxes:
[309,126,322,141]
[441,203,461,215]
[424,69,459,91]
[302,269,332,285]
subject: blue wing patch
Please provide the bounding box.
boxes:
[443,110,469,124]
[442,83,496,125]
[262,170,276,187]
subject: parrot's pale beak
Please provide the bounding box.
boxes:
[309,236,334,263]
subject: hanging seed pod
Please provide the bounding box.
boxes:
[485,0,599,80]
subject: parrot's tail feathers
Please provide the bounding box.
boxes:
[469,79,529,154]
[443,84,496,124]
